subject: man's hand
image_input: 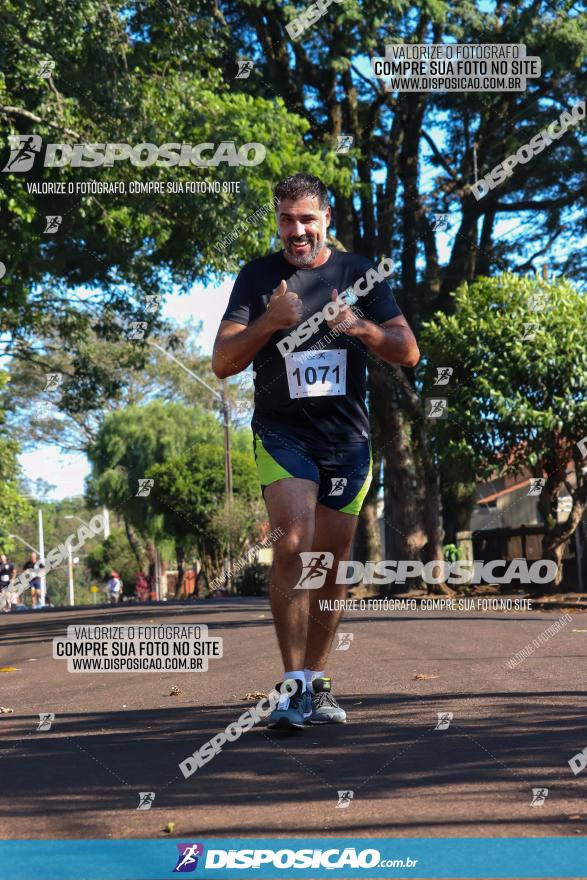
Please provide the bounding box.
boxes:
[325,289,364,336]
[266,280,303,330]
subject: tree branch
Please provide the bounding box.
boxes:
[0,104,80,139]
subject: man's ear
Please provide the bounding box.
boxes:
[324,205,332,228]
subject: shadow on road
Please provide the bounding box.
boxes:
[2,690,585,836]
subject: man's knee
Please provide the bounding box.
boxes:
[272,524,313,566]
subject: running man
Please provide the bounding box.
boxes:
[23,552,44,608]
[212,173,419,730]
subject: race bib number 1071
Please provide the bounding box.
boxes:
[285,349,347,399]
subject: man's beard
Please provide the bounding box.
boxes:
[284,234,322,266]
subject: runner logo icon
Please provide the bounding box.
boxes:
[294,552,334,589]
[3,135,42,172]
[173,843,204,872]
[329,477,347,496]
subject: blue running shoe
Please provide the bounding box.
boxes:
[308,677,347,724]
[267,677,312,730]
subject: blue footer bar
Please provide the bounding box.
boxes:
[0,838,585,879]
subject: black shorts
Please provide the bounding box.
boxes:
[252,423,372,515]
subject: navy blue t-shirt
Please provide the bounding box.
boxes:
[222,248,402,442]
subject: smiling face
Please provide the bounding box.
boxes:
[276,195,331,267]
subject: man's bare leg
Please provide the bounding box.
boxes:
[304,503,358,671]
[263,478,318,671]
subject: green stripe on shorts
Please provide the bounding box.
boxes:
[339,453,373,516]
[254,434,294,486]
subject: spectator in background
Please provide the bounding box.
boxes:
[0,554,15,591]
[106,570,122,604]
[23,552,44,608]
[0,554,15,608]
[135,572,150,602]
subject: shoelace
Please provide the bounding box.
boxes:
[313,691,338,709]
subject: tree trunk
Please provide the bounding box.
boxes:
[355,437,382,564]
[123,515,146,570]
[440,480,478,546]
[176,542,185,598]
[537,459,587,591]
[369,363,426,594]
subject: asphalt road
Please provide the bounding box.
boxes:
[1,598,586,842]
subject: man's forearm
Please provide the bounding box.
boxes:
[355,319,420,367]
[213,311,278,378]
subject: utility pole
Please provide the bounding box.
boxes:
[67,543,75,606]
[221,380,234,593]
[38,509,46,607]
[103,506,110,539]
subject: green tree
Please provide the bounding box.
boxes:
[86,402,218,574]
[420,273,587,586]
[1,0,341,403]
[0,371,32,545]
[147,442,263,587]
[86,527,141,599]
[86,400,256,585]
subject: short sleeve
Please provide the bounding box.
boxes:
[222,265,252,326]
[360,277,403,324]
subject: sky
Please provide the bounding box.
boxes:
[19,278,234,500]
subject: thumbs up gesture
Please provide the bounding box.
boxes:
[266,280,303,330]
[325,289,364,336]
